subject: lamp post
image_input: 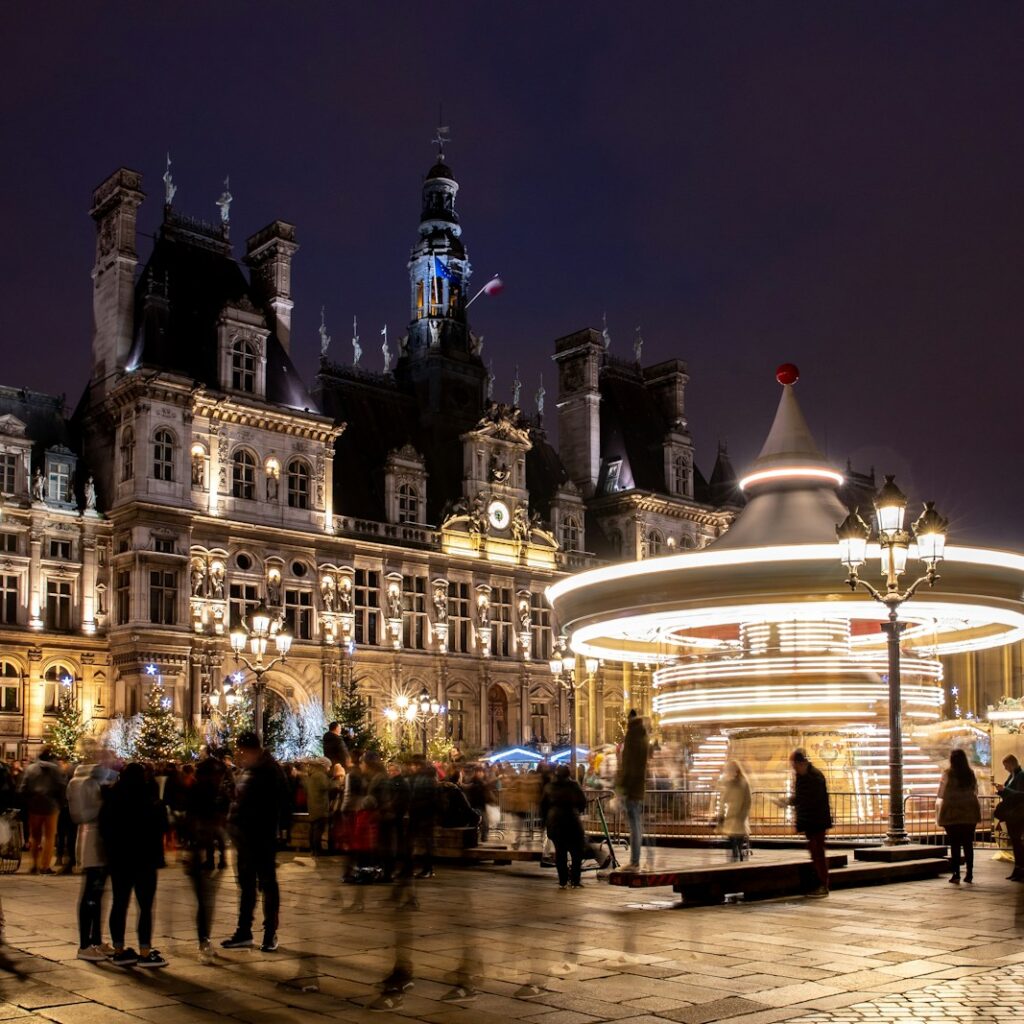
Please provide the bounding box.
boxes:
[229,603,293,745]
[548,639,596,777]
[384,686,446,756]
[836,476,948,845]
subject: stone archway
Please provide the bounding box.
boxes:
[487,684,508,749]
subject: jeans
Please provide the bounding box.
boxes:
[805,831,829,890]
[109,866,157,950]
[78,867,108,948]
[235,842,279,939]
[945,824,975,876]
[625,799,644,866]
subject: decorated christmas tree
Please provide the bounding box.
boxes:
[135,681,181,761]
[46,686,87,761]
[332,674,384,759]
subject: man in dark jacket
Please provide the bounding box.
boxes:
[996,754,1024,880]
[222,733,286,952]
[789,749,833,897]
[322,722,351,769]
[616,711,649,870]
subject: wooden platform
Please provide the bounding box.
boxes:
[437,845,545,865]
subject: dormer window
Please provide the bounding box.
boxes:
[0,453,17,494]
[153,429,175,481]
[121,427,135,482]
[231,339,257,393]
[672,454,691,497]
[397,483,419,523]
[561,515,581,552]
[47,460,70,503]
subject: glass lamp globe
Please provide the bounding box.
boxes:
[912,501,949,568]
[874,475,908,538]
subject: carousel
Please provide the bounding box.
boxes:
[548,366,1024,816]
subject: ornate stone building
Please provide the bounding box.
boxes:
[1,145,742,759]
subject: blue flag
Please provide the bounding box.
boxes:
[435,256,459,281]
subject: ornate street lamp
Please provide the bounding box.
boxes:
[549,639,594,776]
[836,476,948,844]
[384,686,446,755]
[229,603,293,745]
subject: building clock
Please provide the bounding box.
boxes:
[487,499,510,531]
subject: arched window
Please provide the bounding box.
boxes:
[287,459,310,509]
[120,427,135,482]
[560,515,581,552]
[43,662,74,714]
[232,450,256,500]
[647,529,664,556]
[0,660,20,712]
[397,483,419,523]
[231,339,257,393]
[152,429,175,481]
[673,455,689,496]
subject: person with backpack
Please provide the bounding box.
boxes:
[221,732,286,953]
[937,748,981,884]
[18,749,66,874]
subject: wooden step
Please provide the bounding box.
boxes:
[831,857,949,889]
[854,844,947,863]
[609,854,849,890]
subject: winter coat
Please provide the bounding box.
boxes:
[67,764,108,868]
[541,778,587,844]
[322,730,349,767]
[937,769,981,828]
[792,762,833,835]
[302,762,330,820]
[18,758,66,816]
[228,751,288,847]
[617,718,650,801]
[99,775,166,871]
[719,776,751,837]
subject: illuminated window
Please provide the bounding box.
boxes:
[153,429,175,481]
[354,569,380,646]
[530,592,552,660]
[402,575,427,649]
[47,461,71,503]
[397,483,419,523]
[530,702,549,742]
[0,660,19,712]
[149,570,178,625]
[0,575,17,625]
[46,579,72,631]
[229,582,259,629]
[44,663,74,714]
[232,450,256,500]
[287,460,310,509]
[448,582,470,653]
[416,280,424,316]
[0,453,17,494]
[648,530,664,557]
[284,588,313,640]
[231,339,257,393]
[560,515,580,552]
[492,586,514,658]
[673,455,690,496]
[120,427,135,482]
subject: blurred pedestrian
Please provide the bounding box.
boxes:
[406,755,438,879]
[786,749,832,897]
[18,749,65,874]
[54,758,77,874]
[322,721,351,768]
[99,763,168,968]
[302,758,330,856]
[184,754,229,962]
[67,761,112,960]
[464,766,497,842]
[937,748,981,884]
[994,753,1024,881]
[616,710,650,870]
[719,761,751,861]
[542,764,587,889]
[222,732,286,952]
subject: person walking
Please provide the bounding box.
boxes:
[406,755,438,879]
[541,764,588,889]
[99,763,168,968]
[322,721,351,769]
[67,761,112,960]
[787,749,832,897]
[719,761,752,862]
[184,755,229,962]
[995,753,1024,881]
[221,732,285,952]
[937,748,981,884]
[616,710,650,870]
[302,758,331,857]
[18,749,66,874]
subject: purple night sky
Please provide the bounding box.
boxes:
[3,3,1022,543]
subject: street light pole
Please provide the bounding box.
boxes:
[230,603,293,745]
[836,477,948,845]
[549,640,596,778]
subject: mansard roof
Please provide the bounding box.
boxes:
[126,214,318,412]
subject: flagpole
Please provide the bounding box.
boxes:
[465,274,501,310]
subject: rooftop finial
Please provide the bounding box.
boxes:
[352,316,362,367]
[432,114,451,160]
[380,324,391,373]
[512,364,522,407]
[319,306,331,357]
[776,363,800,386]
[535,373,546,422]
[634,324,644,364]
[601,311,611,351]
[216,175,232,225]
[163,152,176,206]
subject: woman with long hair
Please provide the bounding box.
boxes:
[937,748,981,884]
[719,761,752,862]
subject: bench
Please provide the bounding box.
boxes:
[609,854,850,904]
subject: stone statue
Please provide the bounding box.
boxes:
[489,455,510,484]
[267,574,282,607]
[602,311,612,351]
[190,562,206,597]
[518,599,531,633]
[477,596,490,627]
[381,325,391,373]
[486,360,495,401]
[512,365,522,408]
[191,452,204,487]
[428,319,441,348]
[535,374,545,421]
[163,152,176,206]
[32,469,45,502]
[352,316,362,366]
[84,476,97,511]
[266,474,279,501]
[433,583,448,623]
[339,578,353,613]
[319,307,331,357]
[209,562,225,599]
[470,332,483,357]
[511,505,530,543]
[321,575,336,611]
[469,493,488,535]
[216,176,232,224]
[634,325,644,364]
[387,585,402,620]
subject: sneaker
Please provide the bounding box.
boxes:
[964,873,974,884]
[260,935,279,952]
[558,883,568,890]
[381,970,414,992]
[570,882,585,889]
[220,933,254,949]
[110,948,139,968]
[98,943,116,956]
[77,945,107,962]
[369,993,403,1011]
[949,875,961,884]
[808,886,829,899]
[137,950,168,969]
[441,985,478,1002]
[198,940,215,965]
[620,862,640,872]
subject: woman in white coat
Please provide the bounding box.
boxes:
[719,761,752,861]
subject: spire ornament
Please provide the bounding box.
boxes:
[634,325,644,364]
[163,152,176,206]
[512,364,522,407]
[352,316,361,367]
[319,307,331,357]
[535,373,546,423]
[380,324,391,373]
[601,311,611,351]
[216,175,232,225]
[486,360,495,401]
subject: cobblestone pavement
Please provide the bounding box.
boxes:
[2,848,1023,1023]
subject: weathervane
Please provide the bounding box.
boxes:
[163,152,176,206]
[432,118,451,159]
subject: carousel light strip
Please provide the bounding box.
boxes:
[651,654,943,682]
[738,466,845,491]
[653,684,942,712]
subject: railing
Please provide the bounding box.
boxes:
[496,786,1005,847]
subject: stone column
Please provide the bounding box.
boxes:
[81,533,97,634]
[28,530,43,628]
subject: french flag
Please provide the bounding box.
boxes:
[481,275,503,296]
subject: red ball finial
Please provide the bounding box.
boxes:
[776,363,799,386]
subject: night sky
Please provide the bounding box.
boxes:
[4,3,1022,544]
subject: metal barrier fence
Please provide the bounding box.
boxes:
[498,785,1006,847]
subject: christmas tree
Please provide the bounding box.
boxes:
[135,681,181,761]
[47,686,87,761]
[332,674,385,759]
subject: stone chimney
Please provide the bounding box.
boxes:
[90,168,144,395]
[643,359,689,430]
[553,328,604,497]
[245,221,298,353]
